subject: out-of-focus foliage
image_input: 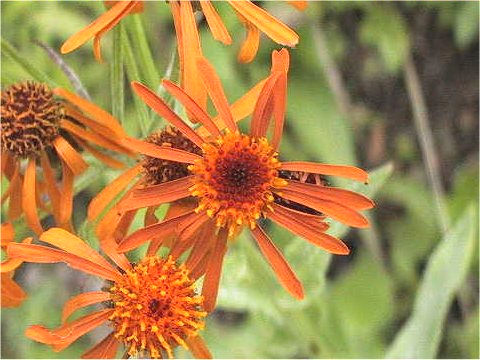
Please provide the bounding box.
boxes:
[1,1,478,359]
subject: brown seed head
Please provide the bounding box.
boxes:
[1,81,62,158]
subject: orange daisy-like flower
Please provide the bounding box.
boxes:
[115,49,375,311]
[60,0,303,111]
[6,228,211,359]
[1,222,31,307]
[87,69,273,259]
[1,81,132,235]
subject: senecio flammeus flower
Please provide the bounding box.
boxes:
[116,49,375,311]
[1,82,132,234]
[7,228,211,359]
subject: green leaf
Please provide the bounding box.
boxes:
[454,2,479,49]
[386,205,477,358]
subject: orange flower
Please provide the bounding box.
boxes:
[115,49,375,311]
[87,70,273,257]
[1,81,132,235]
[1,222,31,307]
[6,228,211,359]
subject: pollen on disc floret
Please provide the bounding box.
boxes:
[188,131,288,236]
[1,81,62,158]
[108,256,206,359]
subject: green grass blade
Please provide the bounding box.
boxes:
[1,37,56,86]
[110,24,124,123]
[386,205,477,358]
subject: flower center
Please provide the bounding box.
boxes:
[142,126,202,185]
[1,81,62,158]
[108,256,206,359]
[189,132,287,236]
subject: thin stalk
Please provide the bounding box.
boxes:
[1,37,55,86]
[404,54,450,233]
[111,24,124,123]
[127,14,160,89]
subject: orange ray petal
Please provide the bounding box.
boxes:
[62,291,111,323]
[185,335,212,359]
[117,210,195,253]
[196,57,237,132]
[60,120,129,155]
[271,203,328,228]
[1,272,26,307]
[185,223,216,272]
[237,17,260,63]
[250,72,281,138]
[1,151,13,177]
[61,1,134,55]
[53,136,88,176]
[280,161,369,183]
[88,164,142,221]
[267,204,350,255]
[1,222,15,246]
[271,73,287,150]
[1,237,33,273]
[7,164,23,220]
[271,47,290,73]
[54,88,125,138]
[121,137,202,164]
[278,189,370,228]
[178,212,210,243]
[40,153,61,223]
[26,308,114,352]
[200,1,232,45]
[227,0,299,46]
[287,1,308,11]
[285,180,375,210]
[180,0,207,114]
[39,228,118,272]
[75,138,125,170]
[59,163,74,226]
[7,243,122,281]
[250,226,304,299]
[82,332,119,359]
[131,81,205,147]
[118,176,193,212]
[100,234,132,273]
[22,157,43,235]
[162,80,221,138]
[202,229,228,312]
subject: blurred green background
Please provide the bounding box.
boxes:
[1,1,478,358]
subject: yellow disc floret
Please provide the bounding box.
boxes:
[189,131,287,236]
[109,256,206,359]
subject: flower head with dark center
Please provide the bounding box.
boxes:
[115,49,375,313]
[6,228,211,359]
[1,81,132,235]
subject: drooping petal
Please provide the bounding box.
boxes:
[131,81,205,147]
[7,243,122,281]
[237,15,260,63]
[40,153,61,223]
[250,226,304,299]
[0,222,15,246]
[22,157,43,235]
[185,223,216,272]
[117,210,195,253]
[60,1,135,55]
[268,204,350,255]
[196,57,237,132]
[1,272,26,307]
[1,237,33,273]
[200,1,232,45]
[227,0,299,46]
[162,80,221,138]
[53,136,88,176]
[75,138,125,170]
[82,332,119,359]
[54,88,125,138]
[59,163,75,227]
[118,175,193,212]
[285,180,375,210]
[7,164,22,220]
[202,229,228,312]
[40,228,117,272]
[185,335,212,359]
[280,161,369,183]
[62,291,111,323]
[277,189,370,228]
[88,164,142,221]
[26,308,114,352]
